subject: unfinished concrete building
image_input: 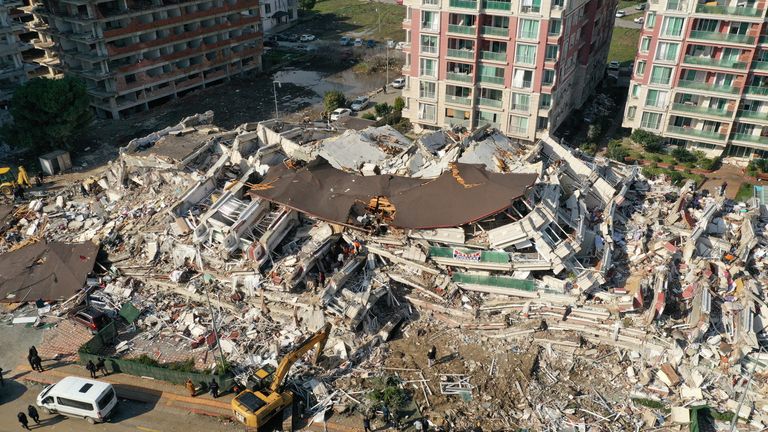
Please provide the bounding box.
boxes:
[25,0,263,118]
[0,0,49,105]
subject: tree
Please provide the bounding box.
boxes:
[374,103,393,118]
[323,90,346,113]
[299,0,316,10]
[630,129,664,153]
[4,77,92,152]
[606,139,629,162]
[393,97,405,113]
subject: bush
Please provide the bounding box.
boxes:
[606,139,629,162]
[299,0,316,9]
[580,141,597,156]
[367,376,408,411]
[641,167,656,179]
[668,170,684,186]
[323,90,347,113]
[671,147,697,164]
[631,129,664,152]
[588,124,603,142]
[393,97,405,113]
[697,157,718,171]
[374,103,393,118]
[361,112,376,120]
[747,159,768,176]
[651,155,662,163]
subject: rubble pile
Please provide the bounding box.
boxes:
[2,112,768,430]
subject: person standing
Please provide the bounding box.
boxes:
[0,367,4,387]
[362,416,372,432]
[96,358,108,376]
[86,360,97,379]
[17,412,29,430]
[26,406,39,425]
[427,346,437,368]
[185,378,196,397]
[209,379,219,398]
[32,355,43,372]
[26,354,35,371]
[29,347,37,358]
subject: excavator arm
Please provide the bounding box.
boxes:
[269,323,332,393]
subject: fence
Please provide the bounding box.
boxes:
[78,322,233,389]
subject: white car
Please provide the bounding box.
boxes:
[354,38,363,47]
[340,36,350,46]
[615,10,626,17]
[350,96,370,111]
[608,61,620,70]
[330,108,351,121]
[635,3,646,10]
[300,34,316,42]
[391,78,406,89]
[395,41,405,50]
[633,17,644,24]
[386,40,395,49]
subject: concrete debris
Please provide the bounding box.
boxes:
[4,114,768,431]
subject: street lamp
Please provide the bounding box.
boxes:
[273,81,282,120]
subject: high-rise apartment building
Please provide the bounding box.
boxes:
[400,0,618,141]
[622,1,768,159]
[0,0,50,105]
[260,0,297,33]
[25,0,263,119]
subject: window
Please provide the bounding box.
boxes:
[540,93,551,108]
[694,19,717,33]
[645,12,656,29]
[640,112,662,129]
[640,37,651,53]
[97,389,116,410]
[627,106,637,120]
[511,93,530,111]
[79,384,94,393]
[545,44,558,61]
[420,35,438,54]
[421,11,438,31]
[518,19,539,39]
[418,103,436,121]
[650,66,672,85]
[264,3,271,13]
[57,397,95,411]
[636,61,646,76]
[631,84,640,98]
[655,42,679,62]
[420,58,436,77]
[513,69,533,88]
[521,0,541,13]
[516,44,536,64]
[666,0,684,11]
[548,19,561,36]
[509,115,528,134]
[542,69,555,86]
[645,89,668,108]
[661,17,684,37]
[537,116,548,130]
[419,81,436,99]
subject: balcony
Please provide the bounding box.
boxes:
[482,0,510,10]
[478,97,503,108]
[479,75,504,85]
[512,80,532,89]
[448,24,476,35]
[761,35,768,45]
[695,4,763,17]
[753,61,768,71]
[671,103,733,118]
[678,79,740,94]
[445,95,472,105]
[449,0,478,8]
[447,48,474,59]
[688,31,755,45]
[733,133,768,145]
[481,26,509,37]
[420,45,438,54]
[738,110,768,122]
[447,72,473,82]
[683,55,747,70]
[481,51,507,62]
[746,86,768,96]
[667,125,727,141]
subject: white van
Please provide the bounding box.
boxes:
[36,376,118,424]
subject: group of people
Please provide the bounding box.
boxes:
[185,378,220,398]
[363,405,431,431]
[16,406,41,430]
[85,358,109,379]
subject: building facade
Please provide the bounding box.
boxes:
[25,0,263,119]
[0,0,51,105]
[622,1,768,159]
[400,0,618,141]
[260,0,297,34]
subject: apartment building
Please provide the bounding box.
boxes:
[400,0,618,141]
[25,0,263,119]
[0,0,50,105]
[622,0,768,159]
[260,0,297,33]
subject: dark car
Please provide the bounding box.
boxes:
[70,307,112,333]
[264,40,279,48]
[286,33,300,42]
[366,39,376,48]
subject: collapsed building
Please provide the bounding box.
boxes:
[3,112,768,430]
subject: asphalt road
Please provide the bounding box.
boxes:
[615,3,644,29]
[0,380,235,432]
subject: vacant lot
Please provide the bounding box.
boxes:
[306,0,406,42]
[609,27,641,65]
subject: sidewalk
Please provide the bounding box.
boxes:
[13,363,234,419]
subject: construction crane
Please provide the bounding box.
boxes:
[231,323,332,429]
[0,166,31,196]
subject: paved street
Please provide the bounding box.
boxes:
[0,380,234,432]
[614,3,644,29]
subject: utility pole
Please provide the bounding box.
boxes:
[273,80,282,120]
[386,43,389,93]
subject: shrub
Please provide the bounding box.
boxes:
[668,170,684,186]
[362,112,376,120]
[641,167,656,179]
[374,103,393,118]
[651,155,662,163]
[631,129,664,152]
[606,139,629,162]
[747,159,768,176]
[588,124,603,142]
[393,97,405,113]
[671,147,697,164]
[580,141,597,156]
[697,157,718,171]
[367,376,408,411]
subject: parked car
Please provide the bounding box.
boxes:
[350,96,370,111]
[386,39,395,49]
[267,35,278,42]
[354,38,363,47]
[391,77,406,89]
[330,108,352,121]
[264,40,279,48]
[287,33,300,42]
[635,3,646,10]
[608,61,620,70]
[633,17,644,24]
[615,10,626,17]
[395,41,406,50]
[37,377,118,424]
[340,36,350,46]
[366,39,376,48]
[300,34,316,42]
[70,306,112,333]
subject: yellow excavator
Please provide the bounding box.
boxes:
[231,323,332,429]
[0,166,31,196]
